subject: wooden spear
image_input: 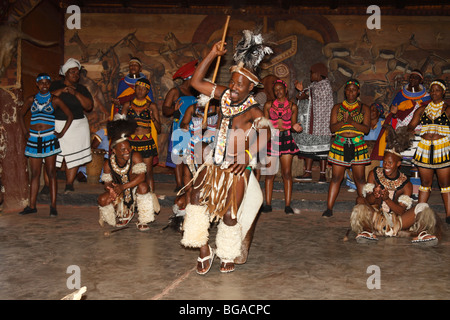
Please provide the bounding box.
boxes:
[202,15,231,127]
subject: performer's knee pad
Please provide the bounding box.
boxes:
[215,220,242,261]
[99,203,116,227]
[350,204,373,234]
[136,192,156,224]
[181,204,210,248]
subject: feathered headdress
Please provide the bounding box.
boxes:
[107,118,137,148]
[385,125,414,158]
[230,29,273,87]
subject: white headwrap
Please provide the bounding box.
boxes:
[59,58,81,76]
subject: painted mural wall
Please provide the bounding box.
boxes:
[63,13,450,163]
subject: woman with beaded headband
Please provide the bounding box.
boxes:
[408,79,450,224]
[97,119,158,231]
[121,78,161,193]
[350,125,442,245]
[19,73,73,217]
[324,79,371,217]
[262,79,302,214]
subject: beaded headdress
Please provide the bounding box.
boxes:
[107,119,137,148]
[385,126,413,159]
[230,29,273,87]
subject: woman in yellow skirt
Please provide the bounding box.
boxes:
[408,79,450,224]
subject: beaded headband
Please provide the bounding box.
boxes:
[430,80,446,91]
[410,71,423,79]
[36,75,51,82]
[346,80,360,87]
[273,79,287,88]
[129,58,142,66]
[135,80,151,90]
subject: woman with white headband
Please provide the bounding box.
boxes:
[49,58,94,193]
[408,79,450,224]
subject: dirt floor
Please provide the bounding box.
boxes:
[0,165,448,306]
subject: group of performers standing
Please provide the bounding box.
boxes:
[18,28,449,276]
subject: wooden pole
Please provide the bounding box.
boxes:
[202,15,230,127]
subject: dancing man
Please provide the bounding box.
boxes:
[180,30,273,274]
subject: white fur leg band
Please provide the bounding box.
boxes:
[350,204,373,234]
[99,203,116,227]
[181,204,210,248]
[132,162,147,174]
[215,221,242,261]
[410,203,437,235]
[362,183,375,198]
[136,192,155,225]
[398,195,413,210]
[101,173,112,183]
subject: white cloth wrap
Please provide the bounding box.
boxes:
[55,117,92,169]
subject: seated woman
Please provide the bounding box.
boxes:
[97,119,158,231]
[350,126,442,246]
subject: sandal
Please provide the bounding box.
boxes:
[356,231,378,244]
[220,259,235,273]
[116,210,134,227]
[411,231,438,247]
[197,246,215,275]
[136,223,150,231]
[294,170,312,182]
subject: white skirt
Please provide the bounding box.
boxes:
[55,116,92,169]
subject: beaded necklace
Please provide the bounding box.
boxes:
[110,154,132,205]
[33,92,52,112]
[337,100,364,123]
[425,101,444,120]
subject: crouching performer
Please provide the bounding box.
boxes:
[180,30,273,274]
[350,126,442,246]
[97,119,158,231]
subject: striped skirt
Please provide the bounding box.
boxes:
[55,117,92,169]
[267,129,300,157]
[328,135,370,167]
[412,136,450,169]
[25,128,61,158]
[129,132,158,158]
